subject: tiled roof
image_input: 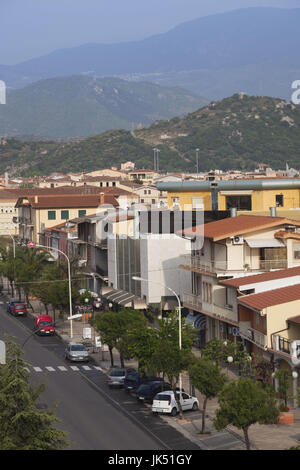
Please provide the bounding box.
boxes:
[288,315,300,324]
[182,215,300,241]
[16,194,118,209]
[220,266,300,288]
[238,283,300,311]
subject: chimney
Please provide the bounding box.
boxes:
[35,196,38,203]
[270,207,277,217]
[210,182,218,211]
[4,172,8,187]
[230,207,237,217]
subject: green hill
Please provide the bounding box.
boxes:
[1,93,300,176]
[0,75,207,138]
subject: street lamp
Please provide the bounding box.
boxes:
[30,243,74,339]
[196,148,199,175]
[132,275,183,394]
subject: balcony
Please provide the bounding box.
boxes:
[272,335,293,355]
[180,254,287,275]
[183,293,238,324]
[239,324,268,349]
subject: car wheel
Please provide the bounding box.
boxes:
[192,402,198,411]
[171,407,178,417]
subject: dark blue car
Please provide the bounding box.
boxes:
[124,372,163,393]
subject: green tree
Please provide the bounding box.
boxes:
[149,311,195,419]
[92,311,120,367]
[0,340,69,450]
[214,378,279,450]
[273,369,293,407]
[189,358,227,433]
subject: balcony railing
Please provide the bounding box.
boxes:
[183,293,202,310]
[183,293,238,323]
[180,254,288,274]
[272,335,292,355]
[239,324,268,349]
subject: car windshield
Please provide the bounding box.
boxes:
[110,369,125,377]
[71,345,86,351]
[155,394,171,401]
[39,321,52,327]
[15,304,26,309]
[138,384,150,392]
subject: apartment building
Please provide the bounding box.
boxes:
[180,214,300,346]
[16,193,118,244]
[156,178,300,218]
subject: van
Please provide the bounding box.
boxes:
[34,315,55,336]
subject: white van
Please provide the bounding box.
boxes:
[152,390,198,416]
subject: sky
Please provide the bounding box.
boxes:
[1,0,300,64]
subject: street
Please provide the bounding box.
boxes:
[0,300,199,450]
[0,301,165,450]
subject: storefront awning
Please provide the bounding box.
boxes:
[245,239,285,248]
[102,288,147,309]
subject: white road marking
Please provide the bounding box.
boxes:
[57,366,68,371]
[33,367,43,372]
[45,367,55,372]
[82,365,91,370]
[70,366,80,371]
[93,366,103,371]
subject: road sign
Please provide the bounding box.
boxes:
[28,241,35,248]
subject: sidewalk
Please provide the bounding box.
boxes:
[14,297,300,450]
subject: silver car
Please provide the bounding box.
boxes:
[107,367,135,388]
[65,343,89,362]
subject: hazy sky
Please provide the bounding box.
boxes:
[1,0,300,64]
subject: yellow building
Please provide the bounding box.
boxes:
[156,179,300,217]
[16,194,118,244]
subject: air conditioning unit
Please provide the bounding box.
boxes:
[232,235,244,245]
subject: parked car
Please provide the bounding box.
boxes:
[64,342,89,362]
[11,302,28,317]
[152,391,199,416]
[124,371,163,393]
[7,299,23,313]
[136,381,172,403]
[34,315,55,336]
[106,367,136,388]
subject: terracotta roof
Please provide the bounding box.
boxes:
[182,215,300,241]
[16,194,118,209]
[238,283,300,311]
[288,316,300,324]
[220,266,300,288]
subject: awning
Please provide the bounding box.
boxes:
[245,239,285,248]
[102,288,147,309]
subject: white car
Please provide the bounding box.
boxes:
[152,390,199,416]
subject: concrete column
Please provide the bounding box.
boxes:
[292,369,299,409]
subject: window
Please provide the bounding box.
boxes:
[276,194,284,207]
[61,210,69,220]
[294,242,300,260]
[78,210,86,217]
[48,211,56,220]
[100,182,103,187]
[112,182,116,187]
[226,195,252,211]
[152,199,155,204]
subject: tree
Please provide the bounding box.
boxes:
[127,321,159,374]
[273,369,293,407]
[189,358,227,433]
[0,340,69,450]
[214,378,279,450]
[149,311,195,419]
[92,311,120,367]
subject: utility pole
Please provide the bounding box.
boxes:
[196,148,199,175]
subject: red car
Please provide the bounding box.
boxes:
[34,315,55,336]
[12,302,28,316]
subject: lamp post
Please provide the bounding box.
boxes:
[132,275,183,394]
[30,243,73,339]
[196,148,199,175]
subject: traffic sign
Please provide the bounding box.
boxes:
[28,241,35,248]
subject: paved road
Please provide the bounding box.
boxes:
[0,301,199,450]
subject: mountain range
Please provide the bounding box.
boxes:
[0,76,207,138]
[1,8,300,100]
[1,93,300,176]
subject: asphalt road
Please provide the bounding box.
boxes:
[0,301,166,450]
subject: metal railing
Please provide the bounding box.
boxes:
[239,325,268,349]
[183,293,202,310]
[272,335,292,354]
[181,254,288,274]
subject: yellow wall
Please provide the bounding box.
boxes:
[264,299,300,347]
[167,188,300,212]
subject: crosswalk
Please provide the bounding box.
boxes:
[24,365,103,374]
